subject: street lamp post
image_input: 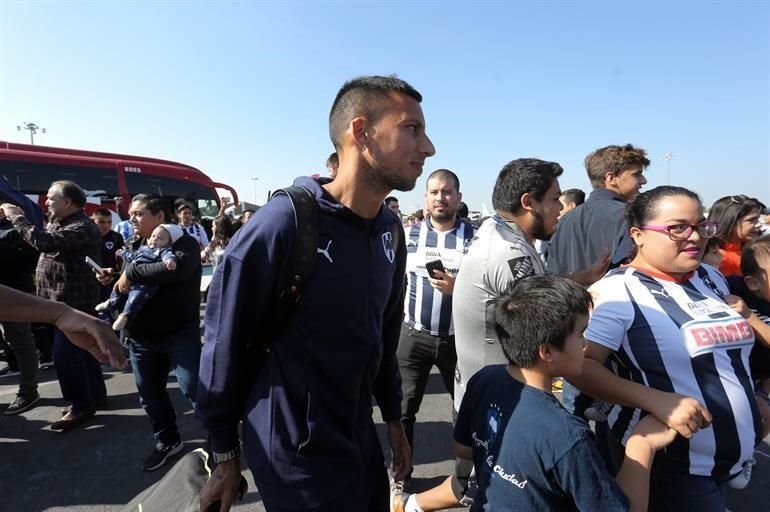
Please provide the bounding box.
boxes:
[662,152,674,185]
[250,177,259,205]
[17,122,46,144]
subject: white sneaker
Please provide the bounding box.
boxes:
[727,458,756,490]
[389,478,410,512]
[94,300,111,312]
[112,314,129,331]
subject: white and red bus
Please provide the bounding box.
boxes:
[0,141,238,219]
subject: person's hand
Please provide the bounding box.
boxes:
[94,268,115,286]
[725,294,752,319]
[428,269,456,296]
[387,420,412,481]
[648,391,712,439]
[115,272,132,294]
[629,414,679,452]
[0,203,23,218]
[165,259,177,271]
[200,458,242,512]
[53,307,126,369]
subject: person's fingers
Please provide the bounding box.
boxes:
[696,404,713,426]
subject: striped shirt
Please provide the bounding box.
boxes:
[404,217,475,337]
[180,222,209,248]
[586,264,762,479]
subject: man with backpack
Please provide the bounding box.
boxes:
[197,75,436,511]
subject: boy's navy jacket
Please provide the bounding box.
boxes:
[197,176,407,507]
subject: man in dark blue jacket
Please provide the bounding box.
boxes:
[198,75,436,511]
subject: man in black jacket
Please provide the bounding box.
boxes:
[0,207,41,414]
[97,194,202,472]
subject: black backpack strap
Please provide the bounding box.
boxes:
[261,185,318,351]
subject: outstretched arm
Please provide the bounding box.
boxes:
[0,284,125,369]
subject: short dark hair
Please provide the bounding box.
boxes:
[585,144,650,189]
[243,208,255,215]
[560,188,586,206]
[51,180,86,208]
[326,152,339,168]
[329,75,422,149]
[494,275,592,368]
[492,158,563,215]
[131,194,171,223]
[707,195,766,247]
[384,196,399,206]
[92,208,112,217]
[426,169,460,192]
[740,235,770,278]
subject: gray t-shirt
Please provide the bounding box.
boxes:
[452,215,545,411]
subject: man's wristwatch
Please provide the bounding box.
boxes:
[212,446,241,463]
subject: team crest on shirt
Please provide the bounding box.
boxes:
[507,256,535,280]
[105,241,114,250]
[382,232,395,263]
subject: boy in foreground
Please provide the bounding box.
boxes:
[394,274,678,512]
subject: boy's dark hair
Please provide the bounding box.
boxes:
[326,152,339,168]
[242,208,255,215]
[494,275,592,368]
[492,158,563,215]
[384,196,398,206]
[707,195,766,247]
[426,169,460,192]
[585,144,650,190]
[131,194,171,223]
[561,188,586,206]
[93,207,112,217]
[741,235,770,278]
[51,180,87,208]
[329,75,422,150]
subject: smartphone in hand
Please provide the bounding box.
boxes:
[85,256,105,274]
[425,259,445,278]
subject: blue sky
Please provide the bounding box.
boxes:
[1,1,767,214]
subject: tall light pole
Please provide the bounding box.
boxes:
[250,177,259,205]
[662,152,674,185]
[17,122,46,144]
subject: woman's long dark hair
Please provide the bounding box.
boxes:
[707,195,765,246]
[207,215,234,250]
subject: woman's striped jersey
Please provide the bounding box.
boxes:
[586,264,762,479]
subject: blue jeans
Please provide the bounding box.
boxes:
[129,322,201,445]
[53,328,106,414]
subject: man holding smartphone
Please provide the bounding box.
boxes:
[397,169,476,484]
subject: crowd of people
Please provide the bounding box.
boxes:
[1,74,770,512]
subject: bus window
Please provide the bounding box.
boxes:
[197,199,219,219]
[0,160,119,197]
[124,172,220,217]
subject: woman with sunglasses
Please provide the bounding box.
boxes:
[569,186,762,512]
[707,195,766,277]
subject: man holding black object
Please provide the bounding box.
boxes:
[397,169,475,480]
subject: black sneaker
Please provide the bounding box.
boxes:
[142,440,184,472]
[5,391,41,415]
